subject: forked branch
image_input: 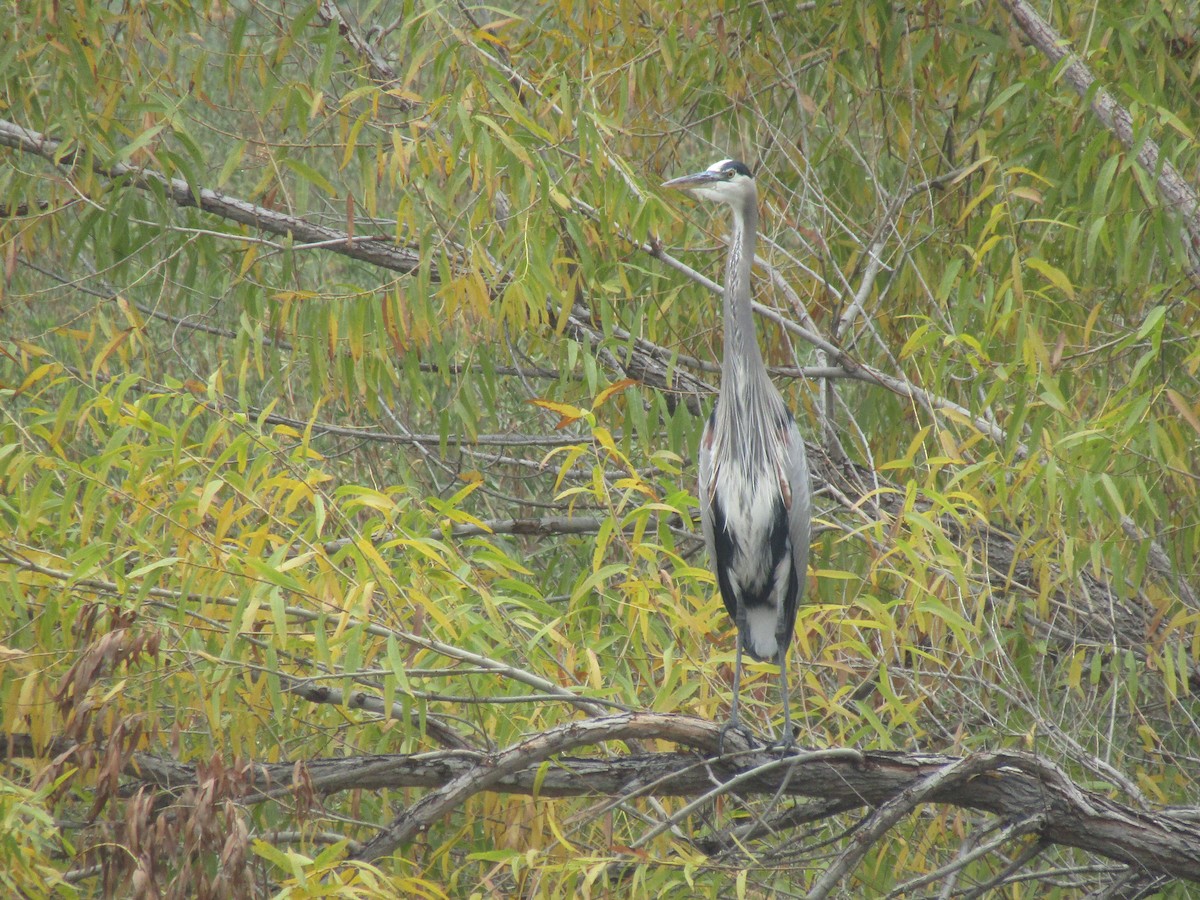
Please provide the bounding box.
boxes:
[18,713,1198,884]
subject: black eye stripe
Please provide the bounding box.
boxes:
[712,159,753,179]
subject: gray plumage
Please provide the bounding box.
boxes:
[662,159,812,745]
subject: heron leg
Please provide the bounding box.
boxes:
[730,638,743,728]
[716,638,743,756]
[777,645,794,751]
[718,610,747,755]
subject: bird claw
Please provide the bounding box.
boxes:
[770,733,798,757]
[770,717,799,754]
[716,718,759,755]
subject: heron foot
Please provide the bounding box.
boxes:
[770,731,797,756]
[717,717,758,755]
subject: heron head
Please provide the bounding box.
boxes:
[661,158,755,206]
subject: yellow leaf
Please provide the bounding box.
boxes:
[950,155,996,185]
[592,426,617,455]
[593,378,637,410]
[936,428,963,463]
[1008,185,1043,204]
[1166,389,1200,436]
[475,115,532,167]
[545,810,578,853]
[384,88,424,103]
[585,649,602,689]
[239,244,259,277]
[13,362,58,397]
[548,188,572,210]
[1137,724,1159,751]
[1025,256,1075,299]
[530,398,587,429]
[477,15,519,32]
[115,294,144,328]
[954,180,998,228]
[92,328,132,376]
[0,645,30,666]
[1067,650,1084,691]
[100,679,128,705]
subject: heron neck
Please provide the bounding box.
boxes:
[722,198,766,391]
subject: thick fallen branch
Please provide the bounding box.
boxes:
[16,713,1199,884]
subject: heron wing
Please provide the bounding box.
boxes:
[697,411,718,568]
[697,410,736,620]
[779,415,812,638]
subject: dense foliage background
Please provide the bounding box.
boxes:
[3,0,1200,896]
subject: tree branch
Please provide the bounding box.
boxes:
[0,119,427,276]
[994,0,1200,281]
[13,714,1200,884]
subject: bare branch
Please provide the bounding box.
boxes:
[250,407,593,447]
[994,0,1200,281]
[313,0,407,93]
[0,119,427,276]
[643,231,1020,452]
[807,752,1022,899]
[888,813,1047,898]
[350,713,755,860]
[280,677,475,751]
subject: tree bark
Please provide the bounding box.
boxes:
[12,713,1198,883]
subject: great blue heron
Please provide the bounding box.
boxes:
[662,158,812,746]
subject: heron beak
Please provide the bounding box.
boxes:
[661,171,720,190]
